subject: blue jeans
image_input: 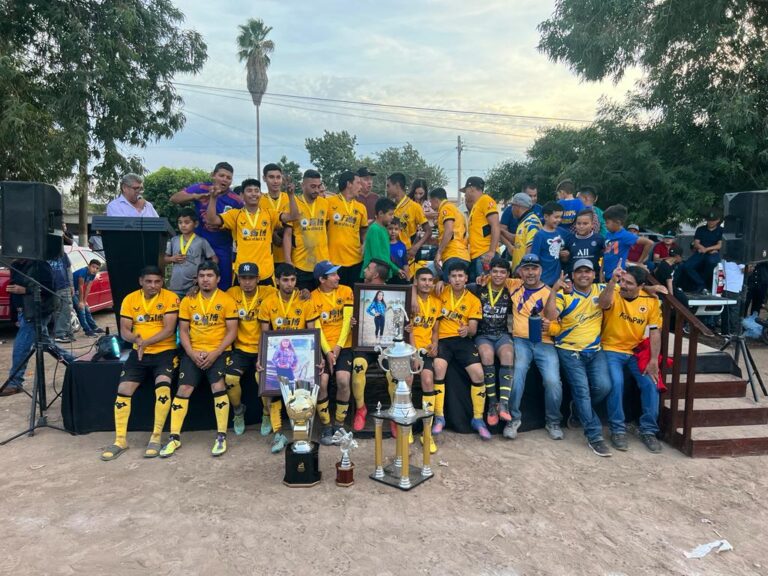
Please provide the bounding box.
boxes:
[683,252,720,291]
[73,295,98,332]
[7,312,73,389]
[511,338,562,425]
[604,350,660,435]
[556,348,611,442]
[469,256,486,282]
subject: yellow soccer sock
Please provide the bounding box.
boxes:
[169,396,190,437]
[317,397,331,425]
[422,390,437,414]
[113,394,132,448]
[471,384,486,420]
[151,385,172,443]
[351,358,368,409]
[386,372,396,404]
[224,373,242,409]
[213,391,229,435]
[335,400,350,426]
[434,382,446,417]
[270,399,283,432]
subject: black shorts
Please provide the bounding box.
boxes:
[295,268,317,292]
[419,355,434,373]
[437,337,480,367]
[226,349,258,376]
[120,349,178,384]
[178,352,228,388]
[325,347,353,375]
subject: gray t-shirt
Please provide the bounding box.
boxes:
[166,235,216,292]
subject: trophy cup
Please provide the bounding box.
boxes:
[332,428,358,487]
[279,377,322,487]
[371,307,434,491]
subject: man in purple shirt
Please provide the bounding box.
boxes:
[170,161,242,289]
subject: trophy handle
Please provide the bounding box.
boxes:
[377,356,390,373]
[409,353,424,374]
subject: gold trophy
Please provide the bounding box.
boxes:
[279,377,321,487]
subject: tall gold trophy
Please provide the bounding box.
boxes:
[279,377,322,487]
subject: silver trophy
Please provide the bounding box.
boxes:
[332,427,358,487]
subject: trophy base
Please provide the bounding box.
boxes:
[335,462,355,487]
[370,463,433,491]
[283,441,322,487]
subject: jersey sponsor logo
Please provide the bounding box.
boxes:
[620,311,646,325]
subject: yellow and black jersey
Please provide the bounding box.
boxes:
[120,288,180,354]
[602,288,662,354]
[179,290,238,352]
[226,284,276,353]
[467,194,498,259]
[412,294,442,349]
[310,285,354,348]
[437,288,482,339]
[258,289,320,330]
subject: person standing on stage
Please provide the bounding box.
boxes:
[165,208,217,299]
[462,176,500,282]
[100,266,180,461]
[429,187,470,282]
[310,260,355,445]
[530,201,567,286]
[260,163,291,266]
[106,173,159,217]
[283,170,329,291]
[602,204,653,282]
[327,170,368,288]
[509,192,542,271]
[224,263,275,436]
[160,261,239,458]
[170,161,242,290]
[258,263,320,453]
[360,197,404,281]
[206,178,298,286]
[387,172,432,264]
[356,166,379,224]
[554,179,585,233]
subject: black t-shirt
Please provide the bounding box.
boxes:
[654,260,676,287]
[469,283,512,336]
[694,225,723,249]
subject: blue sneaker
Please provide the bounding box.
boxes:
[471,418,492,440]
[432,416,446,435]
[271,432,288,454]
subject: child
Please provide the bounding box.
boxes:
[563,209,605,279]
[602,204,653,281]
[361,197,404,281]
[653,230,679,262]
[530,202,567,286]
[577,186,607,236]
[388,218,410,284]
[554,179,585,233]
[73,259,103,336]
[164,208,217,299]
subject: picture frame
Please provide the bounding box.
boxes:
[258,328,321,397]
[352,283,413,352]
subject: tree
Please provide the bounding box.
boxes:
[485,161,536,203]
[142,167,210,225]
[305,130,358,191]
[237,18,274,178]
[362,143,448,193]
[0,1,207,240]
[276,155,302,191]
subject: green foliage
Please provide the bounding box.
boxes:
[276,155,302,190]
[142,167,210,226]
[305,130,358,191]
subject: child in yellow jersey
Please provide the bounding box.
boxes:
[258,263,320,454]
[327,171,368,288]
[159,262,239,459]
[428,187,470,282]
[224,263,276,437]
[100,266,179,461]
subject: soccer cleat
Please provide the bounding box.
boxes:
[352,405,368,432]
[640,433,662,454]
[420,434,438,454]
[271,432,289,454]
[471,418,492,440]
[319,425,335,446]
[589,439,612,457]
[159,438,181,458]
[502,420,522,440]
[432,416,446,435]
[233,404,246,436]
[545,423,564,440]
[260,416,272,436]
[498,401,512,422]
[486,402,500,427]
[211,433,227,457]
[610,432,629,451]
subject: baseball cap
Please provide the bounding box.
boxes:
[356,166,376,177]
[705,210,720,221]
[572,259,594,271]
[460,176,485,192]
[663,230,675,238]
[237,262,259,277]
[313,260,341,281]
[518,253,541,268]
[510,192,533,209]
[627,223,640,231]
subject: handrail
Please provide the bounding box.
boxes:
[648,275,714,337]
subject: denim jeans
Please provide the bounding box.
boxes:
[7,312,74,389]
[469,256,486,282]
[556,348,611,442]
[511,338,562,425]
[683,252,720,291]
[73,295,98,332]
[53,287,74,338]
[604,350,660,435]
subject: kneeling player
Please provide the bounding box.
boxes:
[160,262,238,458]
[101,266,179,461]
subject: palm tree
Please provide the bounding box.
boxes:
[237,18,274,176]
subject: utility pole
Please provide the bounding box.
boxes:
[456,135,464,203]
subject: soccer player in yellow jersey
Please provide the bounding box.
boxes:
[428,187,470,281]
[327,171,368,288]
[599,265,664,453]
[461,176,500,281]
[258,263,320,453]
[544,260,613,457]
[160,262,238,458]
[410,267,441,453]
[284,169,330,291]
[206,177,299,285]
[432,261,490,440]
[224,262,275,436]
[260,163,291,265]
[386,172,432,262]
[310,261,354,444]
[100,266,179,461]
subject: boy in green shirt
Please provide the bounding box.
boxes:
[361,197,406,280]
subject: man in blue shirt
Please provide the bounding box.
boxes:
[602,204,653,281]
[500,182,542,257]
[555,179,585,233]
[683,211,723,294]
[530,202,567,286]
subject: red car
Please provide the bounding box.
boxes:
[0,246,113,323]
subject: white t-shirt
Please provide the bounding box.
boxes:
[722,261,744,292]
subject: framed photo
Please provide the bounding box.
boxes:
[352,283,413,352]
[258,329,321,397]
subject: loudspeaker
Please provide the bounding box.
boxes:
[723,190,768,263]
[0,181,63,261]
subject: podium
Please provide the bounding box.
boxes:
[91,216,175,328]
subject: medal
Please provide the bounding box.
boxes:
[202,317,209,325]
[243,207,260,235]
[241,287,259,320]
[488,286,503,309]
[276,289,297,329]
[197,289,218,327]
[179,233,195,256]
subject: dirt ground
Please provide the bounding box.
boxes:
[1,311,768,576]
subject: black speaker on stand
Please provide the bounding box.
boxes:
[723,190,768,264]
[0,181,63,260]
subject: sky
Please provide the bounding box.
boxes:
[137,0,639,192]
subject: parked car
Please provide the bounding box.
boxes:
[0,246,113,324]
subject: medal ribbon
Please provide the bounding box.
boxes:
[141,292,159,317]
[243,207,261,230]
[449,289,467,316]
[395,195,409,214]
[298,197,317,220]
[179,234,195,256]
[337,194,353,217]
[488,286,503,309]
[417,295,431,324]
[277,289,297,321]
[197,289,218,320]
[241,287,259,317]
[267,193,284,212]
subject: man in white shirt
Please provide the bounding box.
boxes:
[721,260,745,336]
[105,173,159,217]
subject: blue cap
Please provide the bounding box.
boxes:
[313,260,341,281]
[518,253,541,268]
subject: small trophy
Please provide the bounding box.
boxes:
[332,428,358,487]
[279,377,322,487]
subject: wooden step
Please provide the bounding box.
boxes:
[662,372,747,399]
[670,428,768,458]
[662,397,768,427]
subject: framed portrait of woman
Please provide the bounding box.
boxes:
[258,329,320,397]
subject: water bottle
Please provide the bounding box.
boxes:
[528,307,542,344]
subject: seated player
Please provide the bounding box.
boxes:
[101,266,179,461]
[310,260,354,445]
[160,262,238,458]
[225,262,276,436]
[432,261,489,440]
[258,263,320,453]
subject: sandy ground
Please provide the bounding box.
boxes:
[1,311,768,576]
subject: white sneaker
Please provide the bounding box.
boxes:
[502,420,522,439]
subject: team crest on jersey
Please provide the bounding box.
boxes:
[319,210,325,217]
[295,308,302,315]
[414,316,422,325]
[639,305,648,313]
[321,311,329,320]
[157,303,163,310]
[136,315,146,323]
[215,304,222,311]
[300,218,309,228]
[336,298,343,305]
[262,220,267,227]
[333,213,342,222]
[460,305,467,311]
[193,313,202,322]
[238,308,247,318]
